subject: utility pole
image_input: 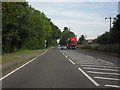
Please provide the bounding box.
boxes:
[105,17,116,31]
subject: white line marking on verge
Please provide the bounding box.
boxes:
[98,59,114,65]
[105,85,120,88]
[87,71,120,75]
[78,68,100,86]
[69,59,75,65]
[83,67,120,72]
[94,76,120,81]
[0,50,48,81]
[81,65,120,69]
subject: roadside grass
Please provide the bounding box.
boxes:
[3,49,41,55]
[2,49,46,63]
[77,44,119,57]
[2,49,47,76]
[2,56,21,64]
[0,55,2,63]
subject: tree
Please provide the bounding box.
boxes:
[2,2,61,53]
[110,14,120,44]
[59,27,76,45]
[78,35,85,44]
[94,14,120,44]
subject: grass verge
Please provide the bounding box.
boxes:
[77,44,119,57]
[2,49,47,76]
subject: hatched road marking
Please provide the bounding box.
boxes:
[87,71,120,75]
[94,76,120,81]
[104,85,120,88]
[81,64,120,69]
[78,68,100,86]
[83,67,120,72]
[98,59,114,65]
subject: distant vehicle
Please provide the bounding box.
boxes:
[87,39,93,44]
[67,37,77,50]
[60,45,67,50]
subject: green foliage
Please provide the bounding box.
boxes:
[59,27,76,45]
[2,2,61,53]
[94,14,120,44]
[78,44,120,53]
[78,35,86,44]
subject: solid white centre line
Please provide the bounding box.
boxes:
[83,67,120,72]
[69,59,75,65]
[78,68,100,86]
[0,50,48,81]
[105,85,120,88]
[87,71,120,75]
[81,65,120,69]
[94,76,120,81]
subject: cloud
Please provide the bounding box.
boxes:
[28,2,117,39]
[27,0,119,2]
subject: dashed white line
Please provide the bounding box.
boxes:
[105,85,120,88]
[69,59,75,65]
[0,50,48,81]
[78,68,100,86]
[81,65,120,69]
[64,55,68,58]
[94,76,120,81]
[87,71,120,75]
[83,67,120,72]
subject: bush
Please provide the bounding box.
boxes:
[78,44,120,53]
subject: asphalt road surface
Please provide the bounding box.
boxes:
[2,47,120,88]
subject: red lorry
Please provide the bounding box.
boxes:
[67,37,77,49]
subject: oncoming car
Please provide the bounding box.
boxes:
[60,45,67,50]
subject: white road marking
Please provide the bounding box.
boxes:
[69,59,75,65]
[0,50,48,81]
[81,65,120,69]
[64,55,68,58]
[87,71,120,75]
[83,67,120,72]
[94,76,120,81]
[86,55,93,59]
[105,85,120,88]
[78,68,100,86]
[98,59,114,65]
[62,53,65,56]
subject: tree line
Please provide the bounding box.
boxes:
[59,27,76,45]
[2,2,61,53]
[94,14,120,44]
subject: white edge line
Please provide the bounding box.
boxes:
[69,59,75,65]
[0,50,47,81]
[105,85,120,88]
[78,68,100,86]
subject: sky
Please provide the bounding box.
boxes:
[26,0,119,39]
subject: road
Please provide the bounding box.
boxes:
[2,47,120,88]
